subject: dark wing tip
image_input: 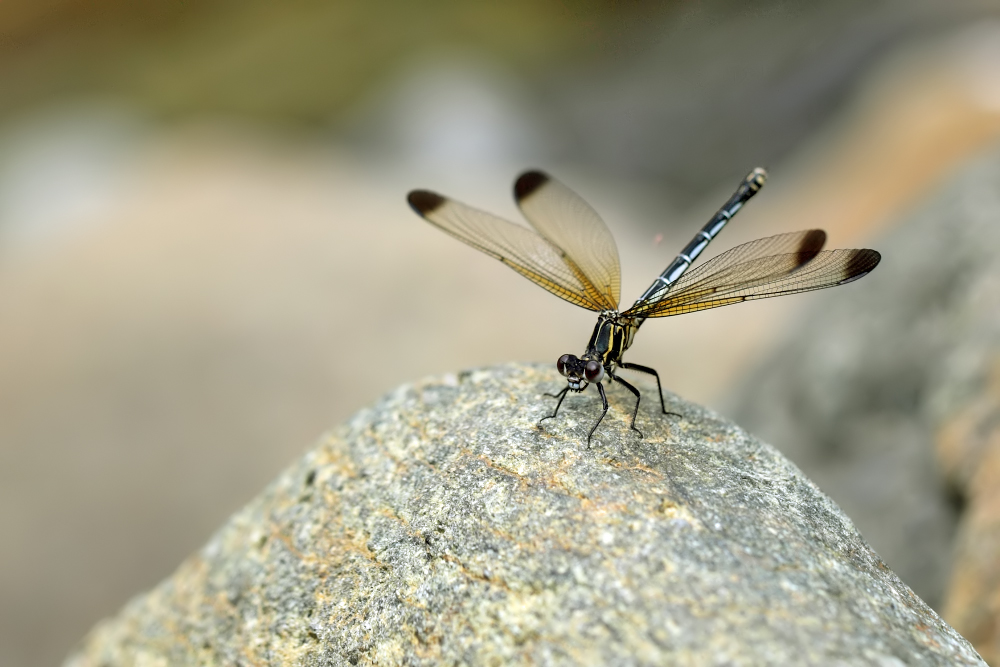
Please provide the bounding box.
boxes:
[407,190,446,216]
[800,229,827,253]
[794,229,827,265]
[514,170,550,202]
[854,248,881,271]
[838,248,881,285]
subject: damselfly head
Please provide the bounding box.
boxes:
[557,353,584,390]
[557,354,604,391]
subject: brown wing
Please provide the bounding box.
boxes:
[622,244,879,319]
[407,189,615,311]
[513,171,620,310]
[634,230,828,307]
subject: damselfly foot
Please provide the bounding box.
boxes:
[538,386,569,426]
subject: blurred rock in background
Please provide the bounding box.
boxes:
[727,146,1000,660]
[929,186,1000,661]
[3,1,1000,666]
[938,360,1000,665]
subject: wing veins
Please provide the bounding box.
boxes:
[409,191,611,311]
[625,248,879,318]
[514,171,620,310]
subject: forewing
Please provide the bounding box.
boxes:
[514,171,621,310]
[408,190,612,311]
[623,248,880,318]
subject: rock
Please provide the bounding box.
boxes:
[725,148,1000,651]
[937,363,1000,665]
[65,364,981,666]
[926,190,1000,663]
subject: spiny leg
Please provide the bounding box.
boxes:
[539,386,569,426]
[613,375,644,439]
[620,362,682,418]
[586,382,610,447]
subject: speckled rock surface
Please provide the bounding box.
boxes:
[65,364,983,666]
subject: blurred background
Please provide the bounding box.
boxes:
[4,1,1000,665]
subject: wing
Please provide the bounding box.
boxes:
[634,230,828,307]
[622,245,879,318]
[407,189,615,311]
[513,171,621,310]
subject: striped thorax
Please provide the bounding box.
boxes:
[556,310,639,392]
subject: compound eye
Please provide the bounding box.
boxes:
[557,354,574,376]
[584,360,605,383]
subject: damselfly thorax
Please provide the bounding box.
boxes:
[587,311,639,364]
[559,311,638,389]
[408,168,880,445]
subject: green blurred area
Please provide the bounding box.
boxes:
[0,0,670,125]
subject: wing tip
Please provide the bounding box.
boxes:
[856,248,881,271]
[838,248,881,285]
[407,190,446,216]
[514,170,549,201]
[800,229,827,253]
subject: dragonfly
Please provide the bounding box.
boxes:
[407,168,880,445]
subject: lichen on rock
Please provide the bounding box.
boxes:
[65,363,983,666]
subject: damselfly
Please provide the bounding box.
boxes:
[407,168,880,445]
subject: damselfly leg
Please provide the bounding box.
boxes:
[541,380,615,448]
[619,362,682,418]
[586,383,611,447]
[539,386,570,425]
[612,374,644,439]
